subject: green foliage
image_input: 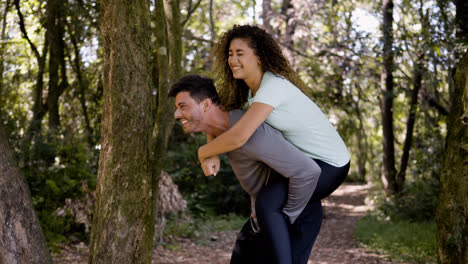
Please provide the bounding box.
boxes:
[354,215,437,263]
[370,178,440,222]
[22,135,97,246]
[165,125,250,218]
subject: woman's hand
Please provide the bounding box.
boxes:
[200,155,220,176]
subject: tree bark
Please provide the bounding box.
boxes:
[436,50,468,264]
[46,0,68,130]
[396,61,423,192]
[280,0,295,64]
[151,0,181,212]
[354,94,368,182]
[380,0,397,194]
[0,127,52,264]
[88,0,154,263]
[262,0,274,34]
[68,20,94,147]
[0,0,10,103]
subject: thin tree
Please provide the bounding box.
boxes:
[380,0,397,194]
[46,0,68,130]
[15,0,49,146]
[151,0,182,214]
[88,0,154,263]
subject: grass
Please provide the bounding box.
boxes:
[354,215,437,263]
[162,213,245,245]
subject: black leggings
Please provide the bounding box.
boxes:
[255,159,350,264]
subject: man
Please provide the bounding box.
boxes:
[169,75,344,264]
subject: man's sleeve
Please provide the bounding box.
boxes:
[241,122,321,224]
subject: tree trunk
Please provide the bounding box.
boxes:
[46,0,68,130]
[0,0,10,104]
[0,127,52,264]
[436,50,468,264]
[455,0,468,44]
[355,101,368,182]
[262,0,274,34]
[380,0,397,194]
[151,0,181,215]
[281,0,295,63]
[68,20,94,147]
[396,61,423,192]
[88,1,154,263]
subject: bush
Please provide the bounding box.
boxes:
[376,177,439,222]
[22,135,97,247]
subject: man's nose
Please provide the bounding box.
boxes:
[174,108,181,119]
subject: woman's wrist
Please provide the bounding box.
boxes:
[198,145,207,162]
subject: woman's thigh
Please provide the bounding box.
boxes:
[310,160,350,202]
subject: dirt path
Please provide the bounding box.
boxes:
[53,183,407,264]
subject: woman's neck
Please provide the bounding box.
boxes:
[244,71,264,96]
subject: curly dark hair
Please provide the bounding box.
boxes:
[212,24,309,110]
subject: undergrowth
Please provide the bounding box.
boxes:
[354,215,436,264]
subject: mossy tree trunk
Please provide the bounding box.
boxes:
[151,0,182,211]
[88,0,153,263]
[436,50,468,264]
[0,126,52,264]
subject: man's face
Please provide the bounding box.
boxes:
[174,91,204,133]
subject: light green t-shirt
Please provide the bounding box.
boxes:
[248,71,350,167]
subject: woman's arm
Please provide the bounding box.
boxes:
[198,102,274,168]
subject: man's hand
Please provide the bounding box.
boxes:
[201,155,220,176]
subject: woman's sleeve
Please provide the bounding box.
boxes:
[253,74,289,108]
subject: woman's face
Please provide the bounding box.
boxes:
[228,38,262,81]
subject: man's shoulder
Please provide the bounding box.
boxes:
[228,109,246,127]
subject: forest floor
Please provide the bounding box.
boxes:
[52,183,409,264]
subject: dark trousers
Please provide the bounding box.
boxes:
[230,160,350,264]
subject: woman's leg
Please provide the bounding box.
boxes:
[290,160,350,263]
[255,171,292,264]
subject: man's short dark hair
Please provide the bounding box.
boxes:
[168,75,220,104]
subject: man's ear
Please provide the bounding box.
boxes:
[201,98,212,112]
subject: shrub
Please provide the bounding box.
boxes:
[165,126,250,217]
[22,135,97,247]
[377,177,439,222]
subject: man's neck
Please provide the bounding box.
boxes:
[203,106,230,137]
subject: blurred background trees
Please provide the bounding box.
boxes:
[0,0,465,259]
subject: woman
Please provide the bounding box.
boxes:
[199,25,350,264]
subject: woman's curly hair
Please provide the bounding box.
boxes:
[212,24,309,110]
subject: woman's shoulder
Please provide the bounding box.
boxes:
[262,71,295,89]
